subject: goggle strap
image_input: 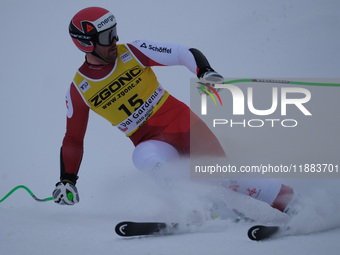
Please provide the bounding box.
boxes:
[69,32,93,41]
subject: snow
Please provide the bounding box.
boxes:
[1,0,340,254]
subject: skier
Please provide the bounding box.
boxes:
[52,7,296,216]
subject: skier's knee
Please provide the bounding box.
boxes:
[132,140,179,172]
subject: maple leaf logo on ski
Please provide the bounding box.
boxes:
[247,188,258,197]
[229,184,240,192]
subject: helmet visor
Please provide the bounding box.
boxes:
[96,25,118,46]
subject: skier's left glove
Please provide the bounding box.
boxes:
[52,180,79,205]
[199,69,224,94]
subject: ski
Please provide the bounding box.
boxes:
[115,221,178,237]
[247,225,281,241]
[115,221,284,240]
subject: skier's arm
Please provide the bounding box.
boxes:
[60,83,89,184]
[126,40,221,78]
[53,83,88,205]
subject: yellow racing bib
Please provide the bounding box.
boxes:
[73,44,169,136]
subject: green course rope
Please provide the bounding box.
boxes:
[223,79,340,87]
[0,185,53,203]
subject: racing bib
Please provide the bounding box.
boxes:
[73,44,169,136]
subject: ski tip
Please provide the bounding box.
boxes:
[247,225,280,241]
[115,221,133,237]
[115,221,172,237]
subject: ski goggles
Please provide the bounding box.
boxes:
[96,25,119,46]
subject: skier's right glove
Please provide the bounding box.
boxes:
[52,180,79,205]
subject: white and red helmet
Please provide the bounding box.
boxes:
[69,7,118,53]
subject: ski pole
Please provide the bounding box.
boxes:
[0,185,53,203]
[223,79,340,87]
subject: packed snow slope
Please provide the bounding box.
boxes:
[1,0,340,254]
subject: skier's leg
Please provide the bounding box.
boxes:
[132,140,179,173]
[225,179,294,212]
